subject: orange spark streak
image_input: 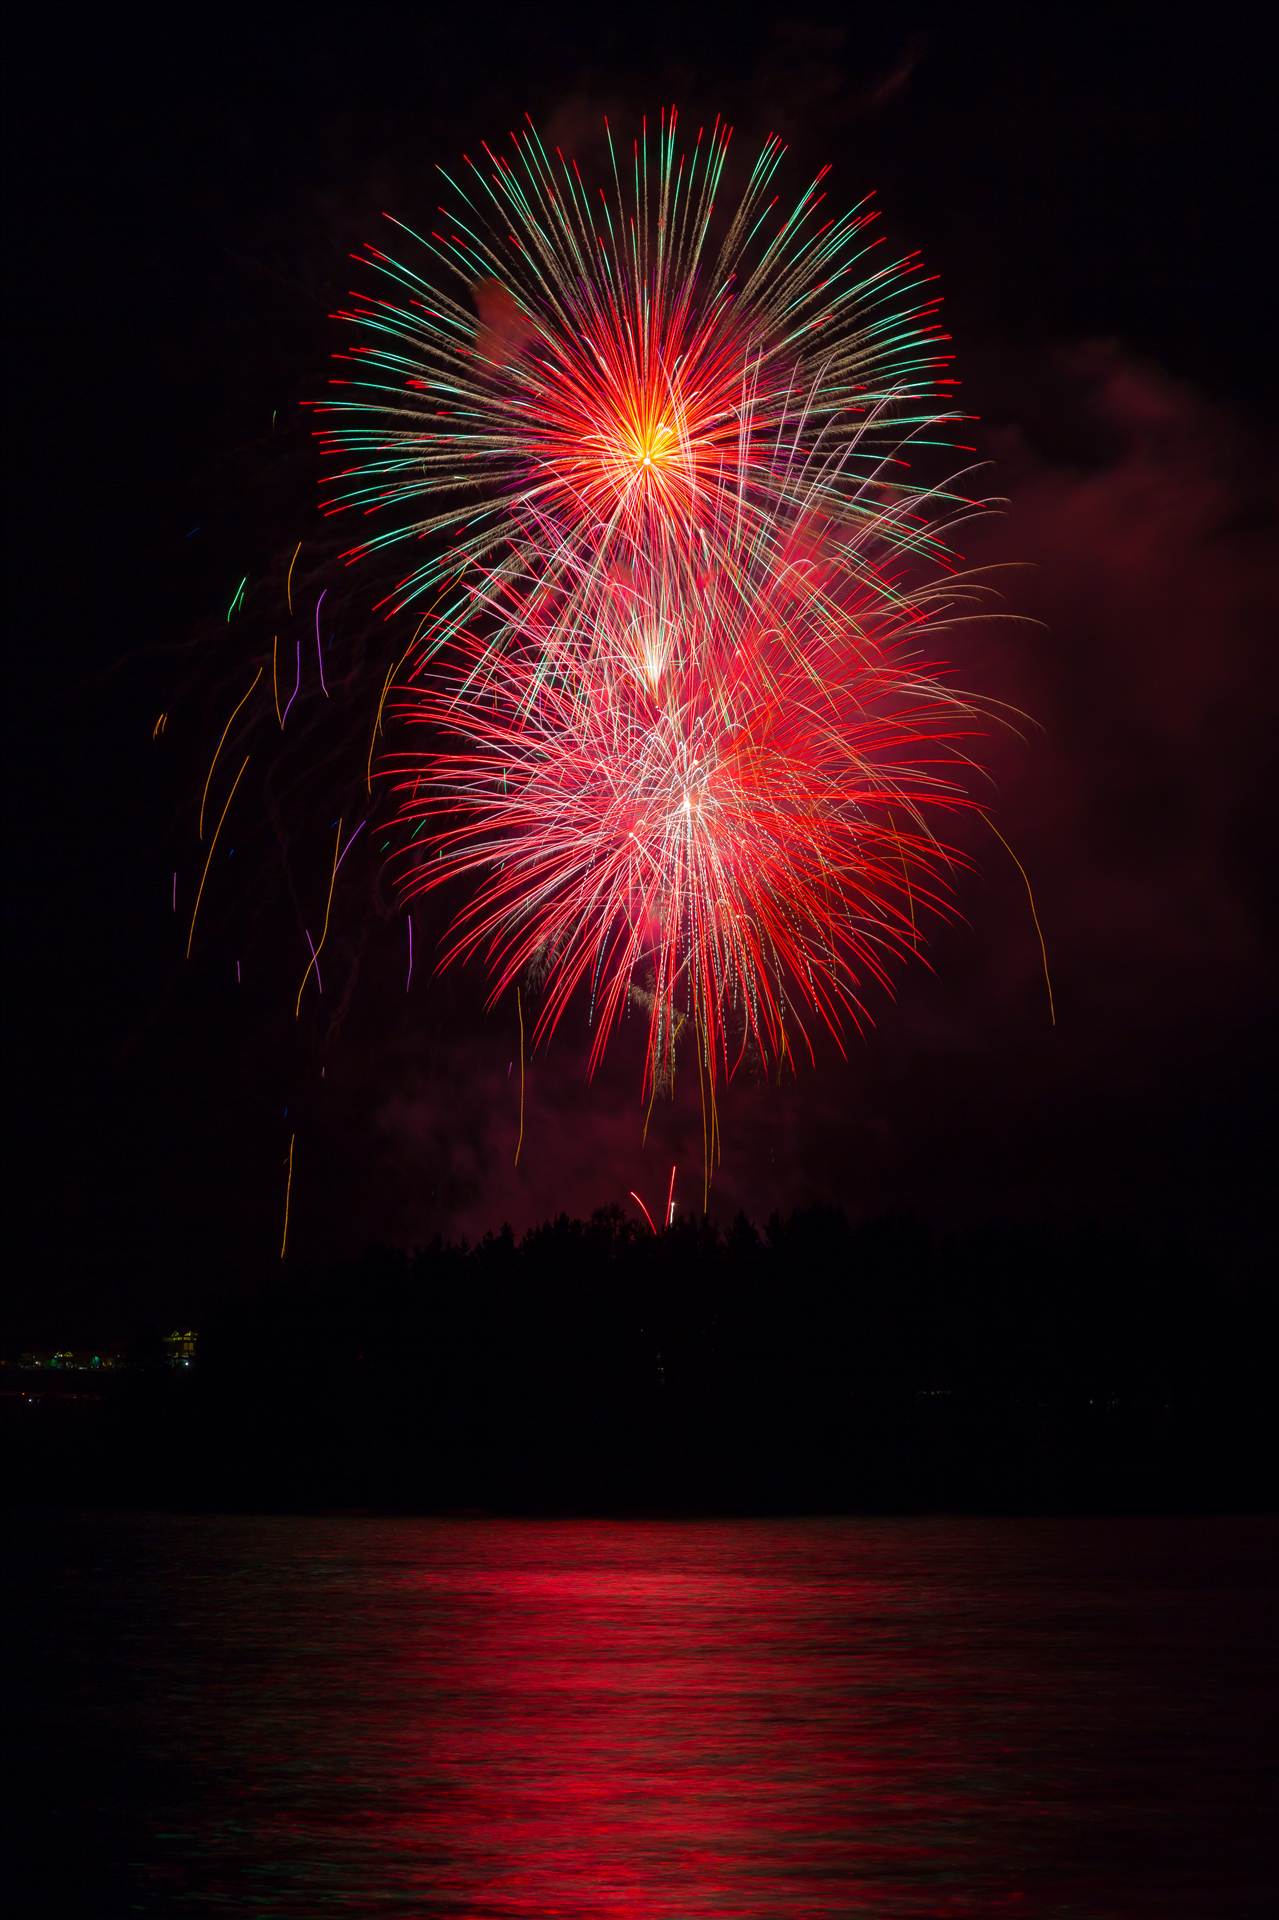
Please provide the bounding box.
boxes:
[986,817,1056,1027]
[199,668,262,840]
[294,817,343,1017]
[186,755,250,958]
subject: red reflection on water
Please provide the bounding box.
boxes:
[32,1515,1276,1917]
[389,1535,980,1914]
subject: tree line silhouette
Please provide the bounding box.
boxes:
[8,1207,1271,1512]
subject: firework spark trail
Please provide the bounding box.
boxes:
[199,668,262,839]
[280,640,303,727]
[630,1190,658,1235]
[304,928,324,995]
[369,656,402,791]
[280,1132,296,1259]
[187,755,250,959]
[295,817,345,1016]
[315,589,330,696]
[334,817,368,875]
[986,815,1056,1025]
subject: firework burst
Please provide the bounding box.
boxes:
[386,447,992,1105]
[170,110,1032,1252]
[304,109,1019,1180]
[315,109,968,638]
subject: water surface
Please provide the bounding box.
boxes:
[17,1514,1276,1915]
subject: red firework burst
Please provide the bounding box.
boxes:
[386,487,990,1100]
[321,112,1013,1147]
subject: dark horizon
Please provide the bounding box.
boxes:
[8,1202,1273,1519]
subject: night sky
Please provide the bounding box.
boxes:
[11,7,1275,1342]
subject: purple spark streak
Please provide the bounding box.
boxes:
[405,912,414,992]
[305,928,324,995]
[334,817,367,876]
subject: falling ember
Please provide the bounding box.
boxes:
[315,589,329,697]
[983,818,1056,1025]
[280,640,302,728]
[279,1132,296,1260]
[304,929,324,996]
[630,1190,659,1236]
[199,668,262,841]
[187,755,250,959]
[295,818,345,1017]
